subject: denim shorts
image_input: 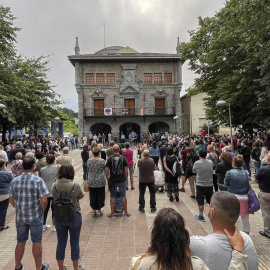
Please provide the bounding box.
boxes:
[110,181,126,198]
[16,216,43,243]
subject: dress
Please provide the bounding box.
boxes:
[164,155,179,199]
[87,159,106,210]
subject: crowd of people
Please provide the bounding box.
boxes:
[0,130,269,269]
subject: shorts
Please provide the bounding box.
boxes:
[182,165,186,176]
[110,181,127,199]
[16,217,43,243]
[196,185,213,206]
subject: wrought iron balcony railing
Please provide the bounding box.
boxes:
[84,107,175,117]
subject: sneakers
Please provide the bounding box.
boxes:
[131,187,135,190]
[43,225,51,232]
[151,207,157,213]
[138,208,145,213]
[41,263,49,270]
[53,226,56,232]
[175,197,179,202]
[195,215,206,222]
[123,213,131,218]
[107,214,116,220]
[179,188,185,192]
[191,195,196,199]
[169,196,174,202]
[15,263,24,270]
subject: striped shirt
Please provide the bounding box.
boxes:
[9,172,48,224]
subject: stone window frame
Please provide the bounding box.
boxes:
[85,73,94,84]
[96,73,105,84]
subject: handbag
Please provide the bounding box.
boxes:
[83,180,89,192]
[247,184,260,212]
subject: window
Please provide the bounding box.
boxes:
[107,73,115,84]
[154,73,162,84]
[96,73,105,84]
[164,73,172,83]
[85,73,94,84]
[144,73,152,84]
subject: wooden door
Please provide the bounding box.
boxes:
[155,98,165,115]
[94,99,104,116]
[124,99,135,115]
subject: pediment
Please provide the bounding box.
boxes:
[120,86,139,96]
[90,88,106,98]
[151,87,169,97]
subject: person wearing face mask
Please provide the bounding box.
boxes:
[190,191,258,270]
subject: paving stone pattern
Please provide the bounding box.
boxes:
[0,149,269,269]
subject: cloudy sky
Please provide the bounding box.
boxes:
[2,0,226,112]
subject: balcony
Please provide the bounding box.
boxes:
[84,107,175,118]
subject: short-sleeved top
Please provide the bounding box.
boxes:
[106,148,114,159]
[193,159,213,187]
[87,159,106,188]
[181,148,189,166]
[122,149,134,167]
[0,169,14,196]
[52,179,84,213]
[190,232,258,270]
[215,163,233,185]
[255,164,270,192]
[40,164,60,197]
[106,154,128,183]
[9,172,49,224]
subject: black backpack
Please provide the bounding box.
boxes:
[186,158,194,173]
[52,184,75,221]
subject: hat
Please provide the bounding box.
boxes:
[15,141,22,147]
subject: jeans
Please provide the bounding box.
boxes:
[0,198,9,228]
[253,160,261,174]
[55,212,82,261]
[243,161,251,177]
[83,162,87,180]
[139,182,156,209]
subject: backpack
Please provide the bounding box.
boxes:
[186,158,194,173]
[173,160,183,177]
[52,184,76,221]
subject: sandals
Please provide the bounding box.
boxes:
[97,210,103,217]
[0,225,10,231]
[91,211,96,217]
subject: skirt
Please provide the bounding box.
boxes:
[234,194,249,216]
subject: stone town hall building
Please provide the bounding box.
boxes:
[68,38,183,143]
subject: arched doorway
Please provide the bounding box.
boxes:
[148,122,169,134]
[90,123,112,137]
[119,122,140,140]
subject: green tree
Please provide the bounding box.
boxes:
[0,5,61,141]
[181,0,270,132]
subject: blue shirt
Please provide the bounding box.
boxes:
[224,168,249,195]
[9,172,48,224]
[0,170,14,195]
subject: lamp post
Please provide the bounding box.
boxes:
[216,100,233,152]
[173,116,179,134]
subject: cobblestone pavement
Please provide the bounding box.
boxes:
[0,149,269,269]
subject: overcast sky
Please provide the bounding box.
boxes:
[2,0,226,112]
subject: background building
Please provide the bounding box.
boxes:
[68,38,183,143]
[180,93,208,134]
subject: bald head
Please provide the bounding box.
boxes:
[210,191,240,226]
[113,144,120,153]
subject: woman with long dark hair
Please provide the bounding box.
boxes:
[149,141,160,167]
[130,208,247,270]
[163,147,179,202]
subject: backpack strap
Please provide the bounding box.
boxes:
[69,184,75,196]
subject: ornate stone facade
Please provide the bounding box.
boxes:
[68,40,183,143]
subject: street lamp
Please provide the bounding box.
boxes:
[216,100,233,152]
[0,103,6,110]
[173,116,179,134]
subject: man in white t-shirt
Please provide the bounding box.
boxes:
[190,191,258,270]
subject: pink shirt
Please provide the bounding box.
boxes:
[122,149,134,167]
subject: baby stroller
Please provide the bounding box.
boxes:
[115,187,124,215]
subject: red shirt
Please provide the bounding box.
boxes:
[122,149,134,167]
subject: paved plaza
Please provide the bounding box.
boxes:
[0,149,270,270]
